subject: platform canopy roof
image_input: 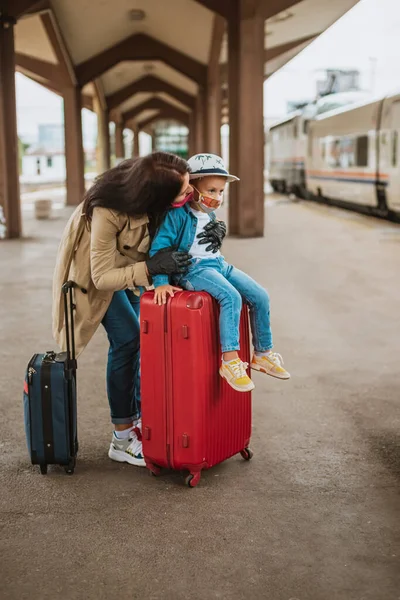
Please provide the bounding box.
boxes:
[12,0,359,128]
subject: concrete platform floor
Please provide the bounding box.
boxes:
[1,196,400,600]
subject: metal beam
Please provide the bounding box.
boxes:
[191,0,231,18]
[107,75,196,111]
[227,0,265,237]
[137,112,161,130]
[193,0,304,20]
[40,11,76,86]
[64,86,85,205]
[81,94,94,111]
[15,53,64,86]
[206,13,225,153]
[15,65,59,90]
[220,33,318,81]
[8,0,49,19]
[13,66,93,110]
[122,97,190,124]
[76,33,207,87]
[265,33,317,61]
[262,0,303,20]
[93,79,107,112]
[137,109,190,130]
[0,15,21,238]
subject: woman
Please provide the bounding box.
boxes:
[52,152,226,467]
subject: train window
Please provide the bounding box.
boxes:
[356,136,369,167]
[339,137,356,168]
[392,131,398,166]
[327,139,340,167]
[320,140,326,161]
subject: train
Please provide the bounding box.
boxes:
[267,91,400,220]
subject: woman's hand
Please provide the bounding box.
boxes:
[154,285,182,305]
[146,247,192,276]
[197,220,227,253]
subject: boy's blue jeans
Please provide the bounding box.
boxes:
[101,289,141,425]
[178,257,273,354]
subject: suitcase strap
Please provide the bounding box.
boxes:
[40,360,55,463]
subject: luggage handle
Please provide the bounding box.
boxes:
[62,281,77,374]
[182,325,189,339]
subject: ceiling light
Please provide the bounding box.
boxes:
[128,9,146,21]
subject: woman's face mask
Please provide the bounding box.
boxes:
[172,191,194,208]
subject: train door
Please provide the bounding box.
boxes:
[385,100,400,212]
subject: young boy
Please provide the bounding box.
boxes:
[150,153,290,392]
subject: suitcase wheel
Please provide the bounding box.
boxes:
[39,464,48,475]
[185,472,201,488]
[146,461,161,476]
[240,447,254,461]
[64,458,76,475]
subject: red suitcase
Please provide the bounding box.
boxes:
[140,290,253,487]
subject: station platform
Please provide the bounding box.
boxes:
[1,195,399,599]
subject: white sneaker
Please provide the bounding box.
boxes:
[108,429,146,467]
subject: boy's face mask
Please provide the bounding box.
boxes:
[192,187,223,214]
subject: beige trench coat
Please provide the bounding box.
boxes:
[52,202,151,357]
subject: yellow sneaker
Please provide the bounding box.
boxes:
[219,359,255,393]
[251,352,290,380]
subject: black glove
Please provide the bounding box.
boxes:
[146,247,192,276]
[197,220,227,253]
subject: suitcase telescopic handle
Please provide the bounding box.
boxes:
[62,281,77,372]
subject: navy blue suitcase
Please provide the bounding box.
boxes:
[23,281,78,475]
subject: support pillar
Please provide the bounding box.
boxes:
[228,0,265,237]
[0,14,21,238]
[132,125,140,157]
[94,95,110,173]
[207,73,222,156]
[115,122,124,162]
[188,112,196,157]
[195,87,207,153]
[207,15,224,155]
[63,87,85,206]
[151,132,157,152]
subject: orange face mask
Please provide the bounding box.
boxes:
[192,187,223,213]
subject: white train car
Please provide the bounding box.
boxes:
[377,91,400,214]
[305,91,400,219]
[306,99,381,210]
[267,111,307,196]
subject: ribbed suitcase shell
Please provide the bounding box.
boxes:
[23,353,77,469]
[140,290,252,486]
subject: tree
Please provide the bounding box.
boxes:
[18,137,30,174]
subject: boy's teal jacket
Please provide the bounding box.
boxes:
[149,204,215,287]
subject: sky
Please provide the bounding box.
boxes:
[15,0,400,146]
[264,0,400,117]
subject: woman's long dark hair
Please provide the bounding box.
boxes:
[82,152,189,235]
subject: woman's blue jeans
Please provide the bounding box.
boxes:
[101,289,141,425]
[179,257,273,354]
